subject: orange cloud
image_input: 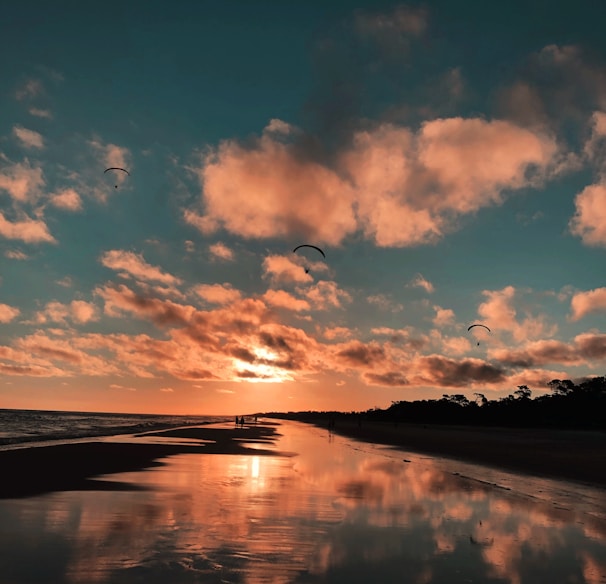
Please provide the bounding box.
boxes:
[187,126,358,245]
[569,183,606,246]
[299,280,352,310]
[0,303,20,323]
[263,255,311,284]
[478,286,556,342]
[208,241,234,261]
[100,250,182,285]
[570,287,606,320]
[194,283,242,305]
[263,289,310,312]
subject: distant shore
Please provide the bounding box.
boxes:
[296,418,606,488]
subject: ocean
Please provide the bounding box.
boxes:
[0,408,228,450]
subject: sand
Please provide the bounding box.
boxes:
[306,418,606,487]
[1,419,604,500]
[0,422,286,499]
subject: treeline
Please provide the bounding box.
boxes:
[262,376,606,431]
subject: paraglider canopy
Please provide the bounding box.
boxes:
[468,324,491,346]
[293,244,325,274]
[104,167,130,189]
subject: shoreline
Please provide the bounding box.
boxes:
[298,418,606,488]
[0,422,285,499]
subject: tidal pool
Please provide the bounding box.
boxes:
[0,420,605,583]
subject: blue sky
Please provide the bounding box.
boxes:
[1,1,606,414]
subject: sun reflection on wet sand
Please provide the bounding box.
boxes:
[0,420,605,583]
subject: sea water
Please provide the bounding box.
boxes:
[0,408,227,450]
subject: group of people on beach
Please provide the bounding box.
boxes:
[235,415,258,427]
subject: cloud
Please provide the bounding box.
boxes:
[0,304,20,323]
[110,384,137,391]
[299,280,352,310]
[160,387,174,392]
[354,5,428,55]
[187,128,358,245]
[95,284,195,326]
[263,255,311,284]
[194,283,242,305]
[569,287,606,321]
[28,107,52,119]
[0,157,45,203]
[185,117,560,249]
[366,293,404,312]
[15,79,44,101]
[209,241,234,261]
[569,183,606,246]
[323,326,353,340]
[263,289,310,312]
[184,240,195,253]
[55,276,73,288]
[12,125,45,149]
[49,189,82,211]
[477,286,556,342]
[410,273,435,293]
[100,250,182,285]
[410,355,507,387]
[33,300,99,325]
[432,306,455,327]
[0,212,56,244]
[4,249,28,260]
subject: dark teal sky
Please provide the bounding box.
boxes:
[1,1,605,414]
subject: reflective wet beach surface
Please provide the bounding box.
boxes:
[1,421,605,584]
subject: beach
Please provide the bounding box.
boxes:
[1,420,605,583]
[298,418,606,488]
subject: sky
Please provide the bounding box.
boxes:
[1,1,606,415]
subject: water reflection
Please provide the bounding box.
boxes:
[0,421,605,583]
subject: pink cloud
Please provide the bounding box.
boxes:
[0,158,45,203]
[50,189,82,211]
[410,273,435,293]
[209,241,234,261]
[33,300,99,325]
[0,212,56,243]
[263,255,311,284]
[70,300,99,324]
[194,283,242,305]
[187,129,358,245]
[263,289,310,312]
[478,286,556,342]
[12,125,45,149]
[299,280,352,310]
[0,304,20,323]
[432,306,455,326]
[100,250,182,285]
[570,287,606,320]
[569,183,606,246]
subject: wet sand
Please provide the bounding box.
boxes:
[305,419,606,487]
[0,423,286,499]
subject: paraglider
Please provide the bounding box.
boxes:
[468,324,491,346]
[293,244,325,274]
[104,167,130,189]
